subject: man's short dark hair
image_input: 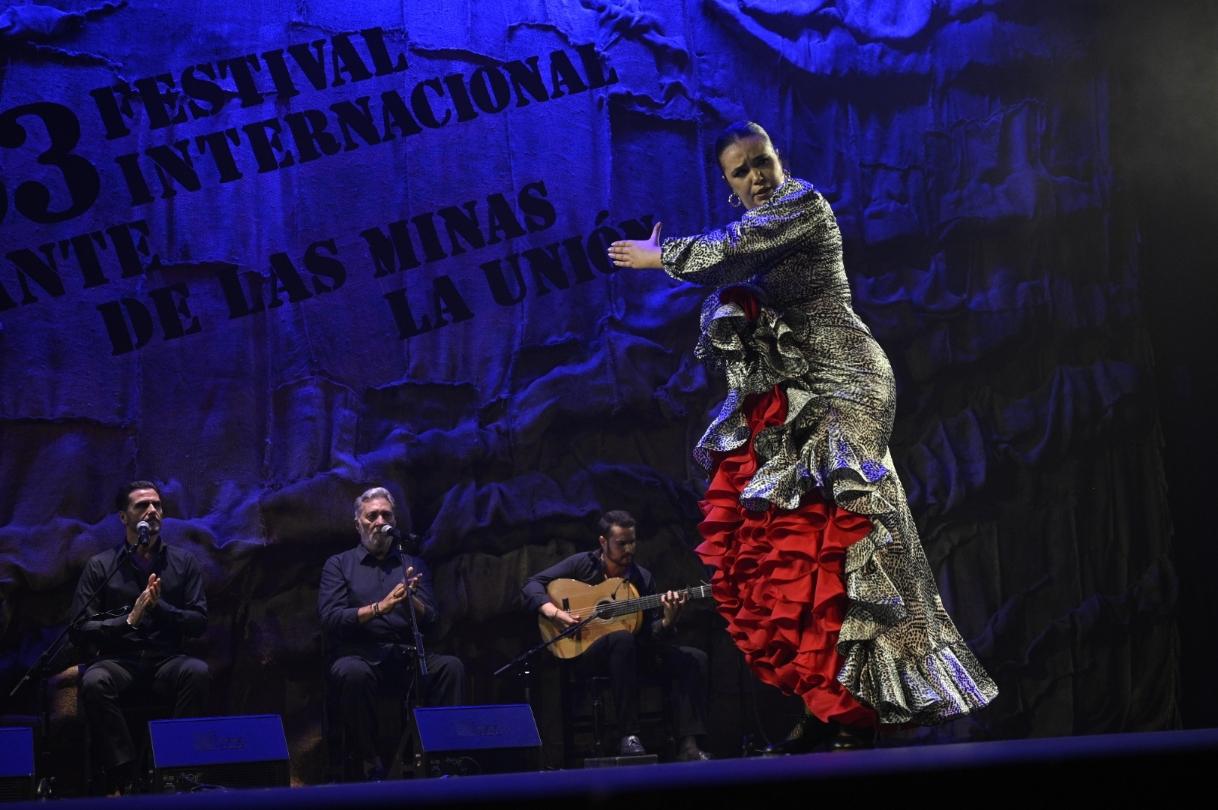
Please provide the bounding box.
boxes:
[598,510,636,538]
[115,480,160,511]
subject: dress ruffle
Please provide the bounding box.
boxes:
[694,287,998,725]
[697,381,878,727]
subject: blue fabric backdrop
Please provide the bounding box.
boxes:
[0,0,1179,782]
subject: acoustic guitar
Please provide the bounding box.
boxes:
[538,577,712,659]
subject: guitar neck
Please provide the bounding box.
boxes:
[600,584,712,618]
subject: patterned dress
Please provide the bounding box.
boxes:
[661,177,997,725]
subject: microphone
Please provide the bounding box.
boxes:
[136,520,152,546]
[378,524,419,553]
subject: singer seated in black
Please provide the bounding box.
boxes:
[70,480,210,795]
[318,486,465,780]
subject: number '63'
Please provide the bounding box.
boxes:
[0,102,101,225]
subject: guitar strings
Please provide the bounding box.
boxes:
[549,585,712,619]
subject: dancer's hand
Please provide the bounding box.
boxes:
[608,223,663,269]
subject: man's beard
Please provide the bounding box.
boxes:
[360,528,392,556]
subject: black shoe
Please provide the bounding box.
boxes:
[102,762,135,796]
[764,714,836,755]
[829,725,876,751]
[618,734,646,756]
[361,757,387,781]
[676,744,711,761]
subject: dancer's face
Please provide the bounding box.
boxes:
[719,135,786,210]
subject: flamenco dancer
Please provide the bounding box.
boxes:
[608,121,997,750]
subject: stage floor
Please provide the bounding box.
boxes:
[14,728,1215,808]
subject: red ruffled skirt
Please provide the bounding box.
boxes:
[695,290,878,728]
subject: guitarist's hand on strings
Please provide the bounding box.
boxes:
[541,602,581,628]
[660,589,688,629]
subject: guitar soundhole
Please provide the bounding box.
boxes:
[594,599,615,620]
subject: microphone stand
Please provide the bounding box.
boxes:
[9,540,136,701]
[390,532,430,779]
[9,539,136,798]
[493,613,600,708]
[394,533,429,703]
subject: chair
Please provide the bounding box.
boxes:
[77,664,174,794]
[322,648,421,781]
[558,663,670,764]
[0,665,83,798]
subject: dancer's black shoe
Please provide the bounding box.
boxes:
[763,713,836,754]
[829,725,876,751]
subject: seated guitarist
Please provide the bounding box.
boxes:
[521,510,711,761]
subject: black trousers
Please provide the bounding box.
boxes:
[79,654,211,770]
[328,648,465,769]
[574,630,708,739]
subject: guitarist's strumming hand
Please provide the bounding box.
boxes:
[541,602,581,628]
[660,589,688,629]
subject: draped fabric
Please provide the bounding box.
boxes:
[0,0,1181,782]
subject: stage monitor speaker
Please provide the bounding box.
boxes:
[148,714,289,792]
[0,727,34,802]
[412,704,542,777]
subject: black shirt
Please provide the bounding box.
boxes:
[318,544,438,659]
[521,550,669,639]
[69,541,207,659]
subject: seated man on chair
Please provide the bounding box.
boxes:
[522,509,711,761]
[318,486,465,780]
[71,480,210,795]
